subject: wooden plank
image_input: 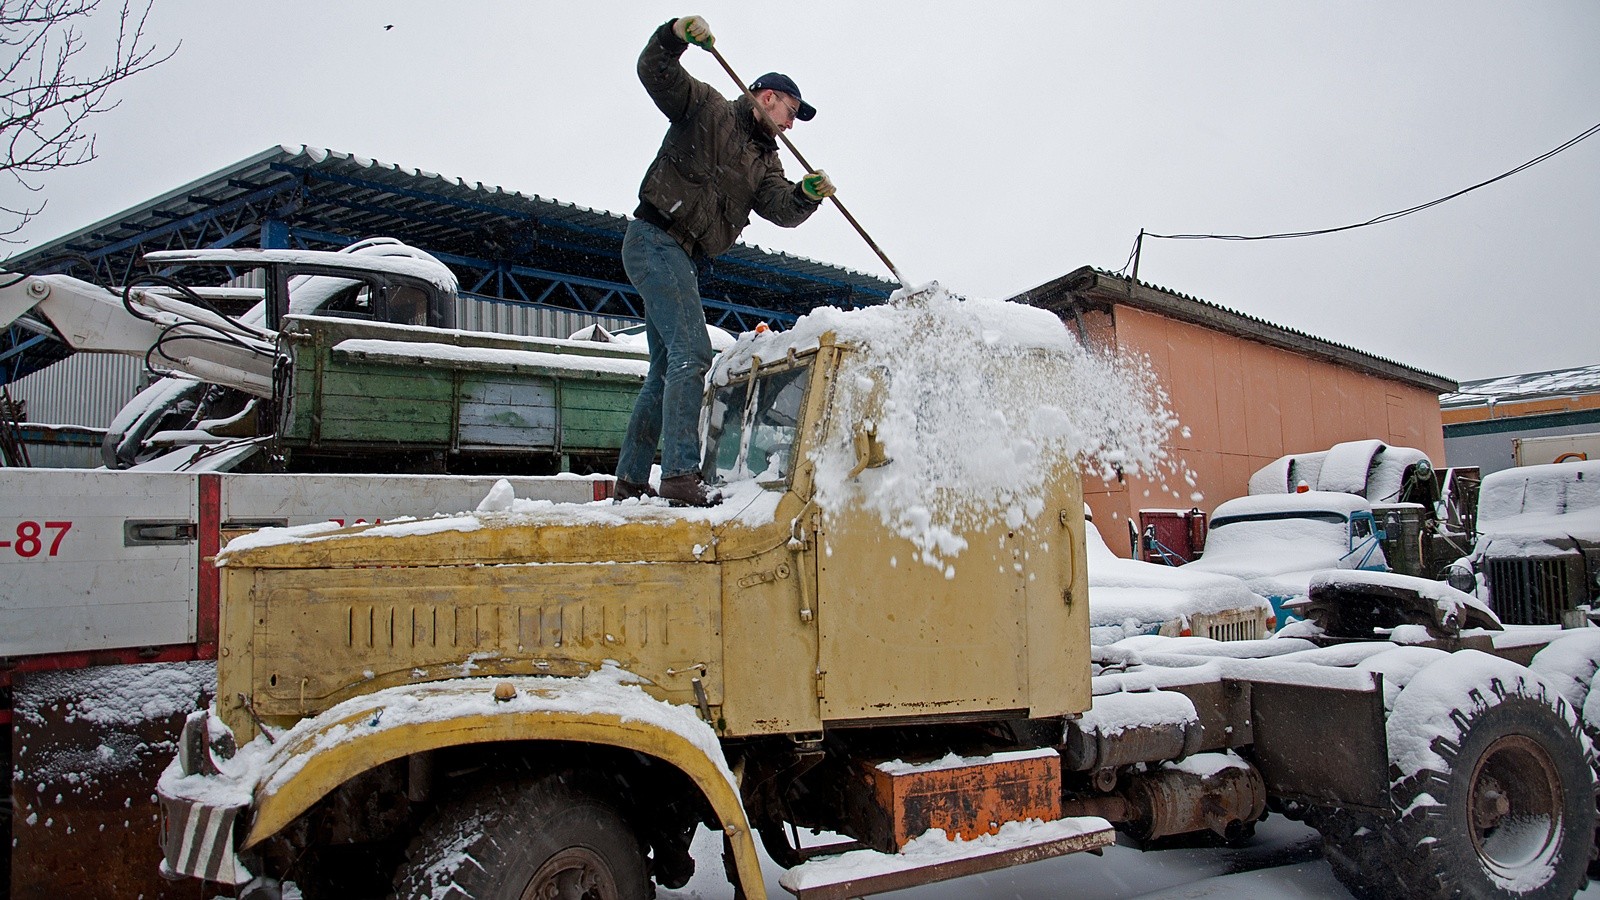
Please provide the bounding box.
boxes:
[782,823,1114,900]
[316,393,453,442]
[563,383,642,415]
[561,425,629,451]
[319,365,455,402]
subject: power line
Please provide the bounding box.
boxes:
[1119,117,1600,277]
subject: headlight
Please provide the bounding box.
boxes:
[1447,566,1476,594]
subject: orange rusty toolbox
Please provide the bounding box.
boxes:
[855,748,1062,850]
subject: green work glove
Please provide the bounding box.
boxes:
[672,15,714,49]
[801,170,836,201]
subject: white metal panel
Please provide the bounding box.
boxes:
[0,469,198,656]
[219,472,606,531]
[1514,432,1600,467]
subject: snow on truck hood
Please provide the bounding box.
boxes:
[222,286,1181,570]
[1474,459,1600,554]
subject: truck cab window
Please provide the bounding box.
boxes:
[746,365,808,482]
[704,363,810,486]
[706,378,752,483]
[385,284,429,326]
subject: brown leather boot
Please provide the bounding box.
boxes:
[658,473,722,507]
[614,479,657,502]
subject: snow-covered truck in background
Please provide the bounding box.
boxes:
[1247,439,1478,580]
[1179,490,1390,629]
[156,292,1600,900]
[1084,504,1274,643]
[1450,459,1600,627]
[1,240,652,897]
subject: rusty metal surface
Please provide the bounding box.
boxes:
[1125,761,1267,840]
[862,754,1061,851]
[1249,675,1388,812]
[11,661,213,900]
[1167,679,1253,750]
[787,826,1115,900]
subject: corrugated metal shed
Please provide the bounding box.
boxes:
[8,354,145,428]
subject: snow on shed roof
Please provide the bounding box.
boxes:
[1441,362,1600,409]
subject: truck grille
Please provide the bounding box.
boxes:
[1188,609,1267,642]
[1486,557,1571,625]
[1205,619,1262,642]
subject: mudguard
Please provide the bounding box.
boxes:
[158,668,766,898]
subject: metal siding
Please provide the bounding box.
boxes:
[456,297,635,340]
[20,443,101,468]
[8,354,146,428]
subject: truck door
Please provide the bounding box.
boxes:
[1348,512,1388,571]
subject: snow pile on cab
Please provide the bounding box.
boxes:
[717,285,1177,570]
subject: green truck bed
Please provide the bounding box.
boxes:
[276,315,646,473]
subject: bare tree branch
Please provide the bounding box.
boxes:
[0,0,177,240]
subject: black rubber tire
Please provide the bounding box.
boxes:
[1348,658,1595,900]
[392,772,650,900]
[1308,805,1388,898]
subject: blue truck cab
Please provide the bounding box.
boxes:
[1182,491,1389,629]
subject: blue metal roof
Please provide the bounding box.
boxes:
[3,145,895,383]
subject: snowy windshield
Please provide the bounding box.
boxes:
[704,361,811,486]
[1191,513,1351,577]
[1479,462,1600,522]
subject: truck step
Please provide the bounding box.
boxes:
[777,816,1114,900]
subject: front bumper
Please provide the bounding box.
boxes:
[157,708,254,885]
[158,792,253,885]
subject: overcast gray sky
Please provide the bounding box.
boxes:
[11,1,1598,383]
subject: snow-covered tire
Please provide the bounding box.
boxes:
[1339,651,1596,900]
[1531,631,1600,736]
[392,771,650,900]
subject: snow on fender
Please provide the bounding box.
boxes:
[1389,650,1585,776]
[1352,644,1451,711]
[1371,649,1595,900]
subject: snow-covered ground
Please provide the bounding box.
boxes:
[660,815,1600,899]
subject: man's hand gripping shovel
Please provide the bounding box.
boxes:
[694,29,936,308]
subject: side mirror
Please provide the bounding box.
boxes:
[848,419,891,478]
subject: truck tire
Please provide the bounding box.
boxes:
[1530,631,1600,733]
[392,771,650,900]
[1310,805,1386,898]
[1349,652,1595,899]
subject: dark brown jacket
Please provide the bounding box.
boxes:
[634,21,819,258]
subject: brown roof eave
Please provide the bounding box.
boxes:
[1011,266,1457,395]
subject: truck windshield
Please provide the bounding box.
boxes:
[704,363,810,486]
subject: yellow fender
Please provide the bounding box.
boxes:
[243,674,766,900]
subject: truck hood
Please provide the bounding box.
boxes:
[217,479,785,568]
[1474,508,1600,559]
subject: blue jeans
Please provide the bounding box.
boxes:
[616,219,714,482]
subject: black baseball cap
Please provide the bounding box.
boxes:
[749,72,816,121]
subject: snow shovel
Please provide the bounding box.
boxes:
[708,46,934,306]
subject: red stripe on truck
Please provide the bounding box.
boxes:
[196,474,220,659]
